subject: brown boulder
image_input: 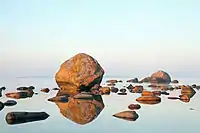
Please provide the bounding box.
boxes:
[141,91,155,96]
[55,53,104,95]
[41,88,50,93]
[130,85,143,93]
[150,70,171,84]
[136,96,161,104]
[181,86,196,98]
[128,104,141,110]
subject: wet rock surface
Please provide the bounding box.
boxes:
[136,96,161,104]
[128,104,141,110]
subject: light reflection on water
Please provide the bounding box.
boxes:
[0,77,200,133]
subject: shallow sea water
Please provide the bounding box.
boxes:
[0,77,200,133]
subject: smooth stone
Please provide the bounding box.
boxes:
[4,100,17,106]
[152,91,161,96]
[6,112,49,125]
[136,96,161,104]
[119,88,126,93]
[41,88,50,93]
[141,91,155,96]
[128,104,141,110]
[110,87,119,93]
[113,111,139,121]
[52,88,60,90]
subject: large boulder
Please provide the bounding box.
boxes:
[150,70,171,84]
[55,53,104,95]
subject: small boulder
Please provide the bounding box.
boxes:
[41,88,50,93]
[136,96,161,104]
[141,91,155,96]
[128,104,141,110]
[171,80,179,84]
[117,92,127,95]
[113,111,139,121]
[120,88,126,93]
[179,95,190,103]
[106,80,118,84]
[99,87,110,95]
[4,100,17,106]
[110,87,119,93]
[130,86,143,93]
[191,84,197,88]
[48,95,69,102]
[152,91,161,96]
[127,78,138,83]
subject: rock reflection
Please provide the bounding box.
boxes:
[50,92,104,125]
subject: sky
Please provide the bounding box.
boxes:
[0,0,200,79]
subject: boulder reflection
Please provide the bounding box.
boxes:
[51,92,104,125]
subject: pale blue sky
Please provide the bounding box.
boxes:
[1,0,200,78]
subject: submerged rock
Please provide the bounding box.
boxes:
[6,112,49,125]
[4,100,17,106]
[136,96,161,104]
[161,91,170,95]
[55,53,104,95]
[113,111,139,121]
[0,101,4,111]
[41,88,50,93]
[128,104,141,110]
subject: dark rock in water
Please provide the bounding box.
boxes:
[5,112,49,125]
[191,84,196,88]
[99,87,110,95]
[34,92,38,95]
[106,80,118,84]
[130,86,143,93]
[52,88,60,90]
[110,87,119,93]
[120,88,126,93]
[117,92,127,95]
[5,91,33,99]
[55,53,104,95]
[16,87,29,91]
[127,84,134,90]
[171,80,179,84]
[168,97,180,100]
[150,70,171,84]
[0,86,6,90]
[127,78,138,83]
[48,95,69,102]
[56,94,104,125]
[4,100,17,106]
[28,86,35,90]
[118,80,123,83]
[128,104,141,110]
[136,96,161,104]
[161,91,170,95]
[139,77,151,83]
[73,92,93,100]
[0,101,4,111]
[189,108,194,110]
[113,111,139,121]
[141,91,155,96]
[41,88,50,93]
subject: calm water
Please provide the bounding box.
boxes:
[1,77,200,133]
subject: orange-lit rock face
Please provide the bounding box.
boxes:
[150,70,171,84]
[56,95,104,125]
[55,53,104,94]
[181,86,196,98]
